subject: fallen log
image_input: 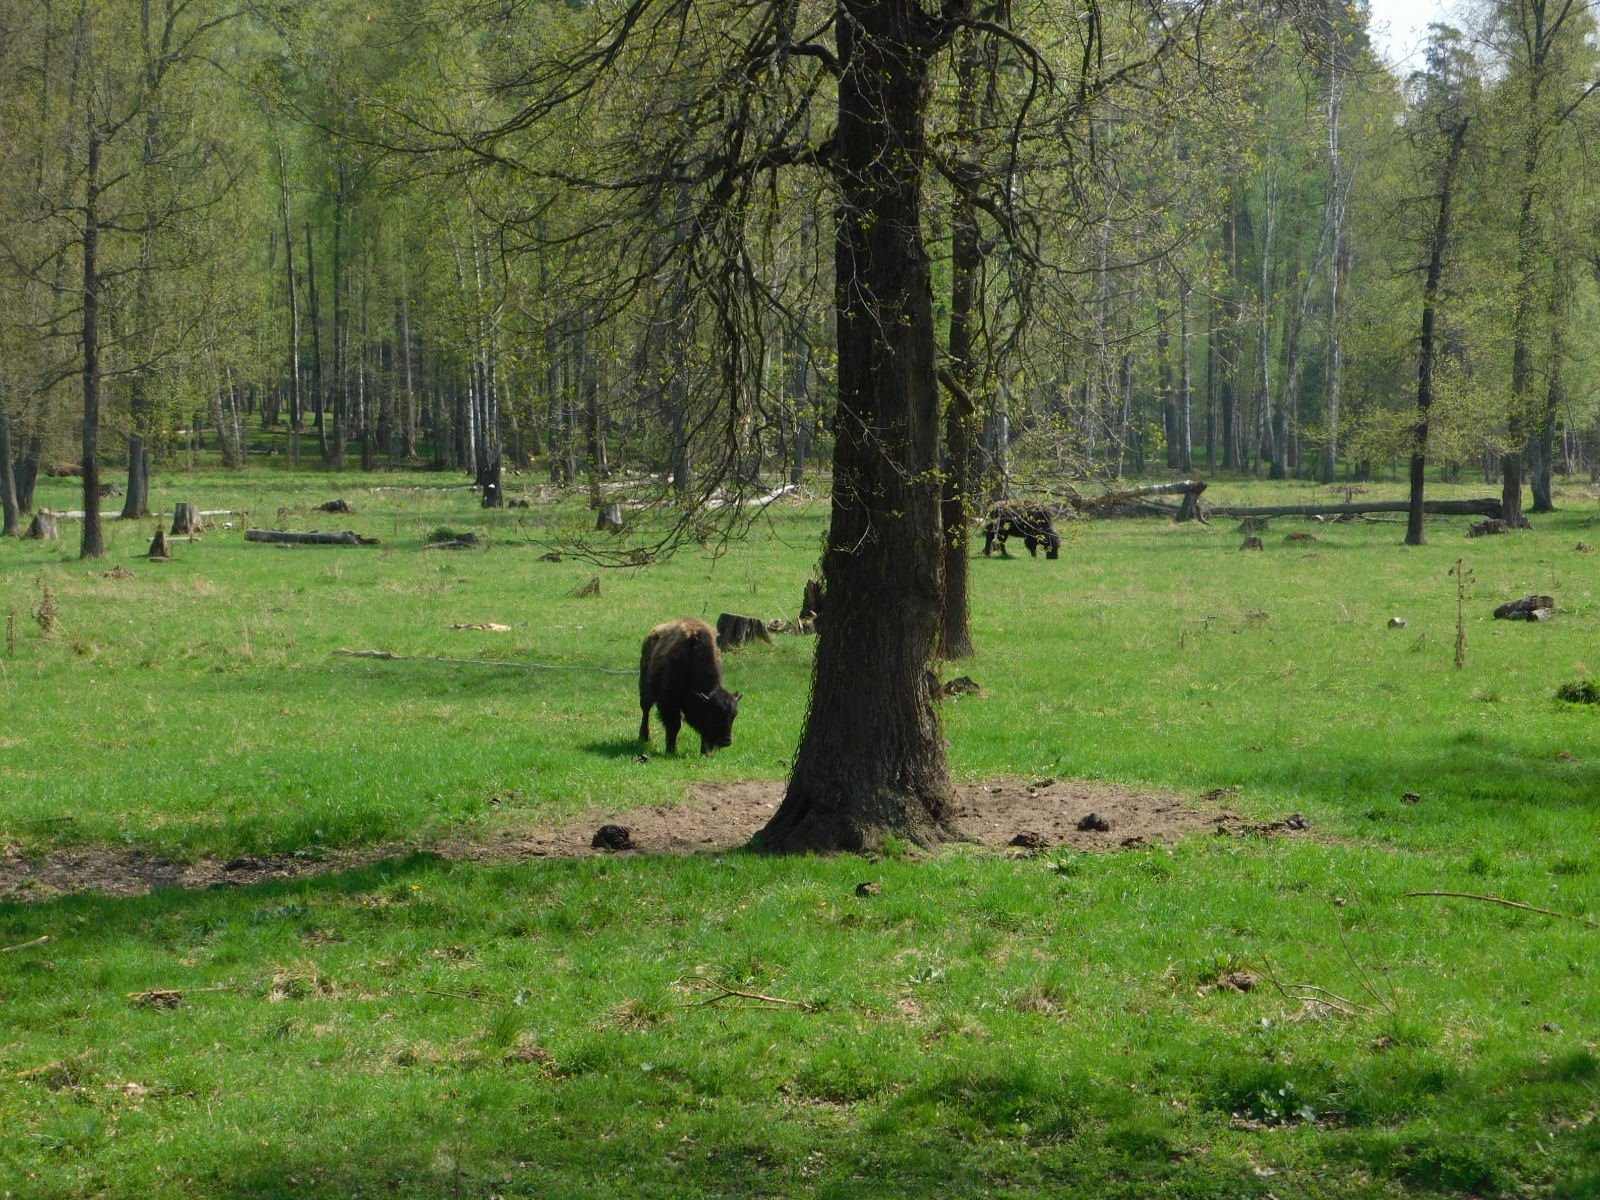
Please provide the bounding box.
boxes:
[1070,480,1209,522]
[245,529,380,546]
[1204,498,1502,520]
[705,482,801,511]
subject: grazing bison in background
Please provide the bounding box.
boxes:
[982,502,1061,559]
[639,617,740,755]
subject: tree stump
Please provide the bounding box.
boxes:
[717,613,772,649]
[595,503,624,532]
[800,578,824,628]
[1470,519,1510,538]
[24,511,58,541]
[1240,536,1264,551]
[317,499,353,514]
[148,528,172,559]
[171,503,202,535]
[1237,516,1270,534]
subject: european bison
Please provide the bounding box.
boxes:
[638,617,740,755]
[982,502,1060,559]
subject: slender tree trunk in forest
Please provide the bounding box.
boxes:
[1408,117,1467,547]
[1321,70,1348,484]
[306,220,327,463]
[0,411,20,537]
[1157,273,1176,470]
[1530,255,1569,513]
[755,0,957,853]
[276,137,303,467]
[1177,280,1193,473]
[121,38,163,519]
[397,292,417,462]
[938,20,982,662]
[330,167,349,470]
[1219,201,1241,471]
[581,326,605,509]
[80,119,105,559]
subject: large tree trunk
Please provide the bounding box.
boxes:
[755,0,956,854]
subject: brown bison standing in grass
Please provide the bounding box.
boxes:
[639,617,740,755]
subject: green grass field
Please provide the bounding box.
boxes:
[3,467,1599,1198]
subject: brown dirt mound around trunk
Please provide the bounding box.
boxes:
[0,778,1288,903]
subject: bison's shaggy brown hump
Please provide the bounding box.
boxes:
[641,617,723,693]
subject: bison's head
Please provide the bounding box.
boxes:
[695,688,741,754]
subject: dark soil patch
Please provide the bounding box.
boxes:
[0,778,1291,903]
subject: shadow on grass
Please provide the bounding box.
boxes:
[581,737,653,760]
[0,851,450,931]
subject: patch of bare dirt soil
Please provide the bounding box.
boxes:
[0,779,1294,903]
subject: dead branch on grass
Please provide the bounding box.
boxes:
[422,987,502,1005]
[2,935,50,954]
[685,977,814,1012]
[1405,891,1597,928]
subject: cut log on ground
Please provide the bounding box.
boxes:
[716,613,772,648]
[595,503,624,532]
[148,528,171,559]
[1204,498,1502,520]
[244,529,380,546]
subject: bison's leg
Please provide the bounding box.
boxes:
[982,522,996,556]
[1023,534,1038,557]
[639,703,652,743]
[661,705,683,754]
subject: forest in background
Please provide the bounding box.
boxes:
[1,0,1597,537]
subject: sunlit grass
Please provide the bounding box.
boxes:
[3,466,1600,1196]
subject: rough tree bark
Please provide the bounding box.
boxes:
[754,0,958,853]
